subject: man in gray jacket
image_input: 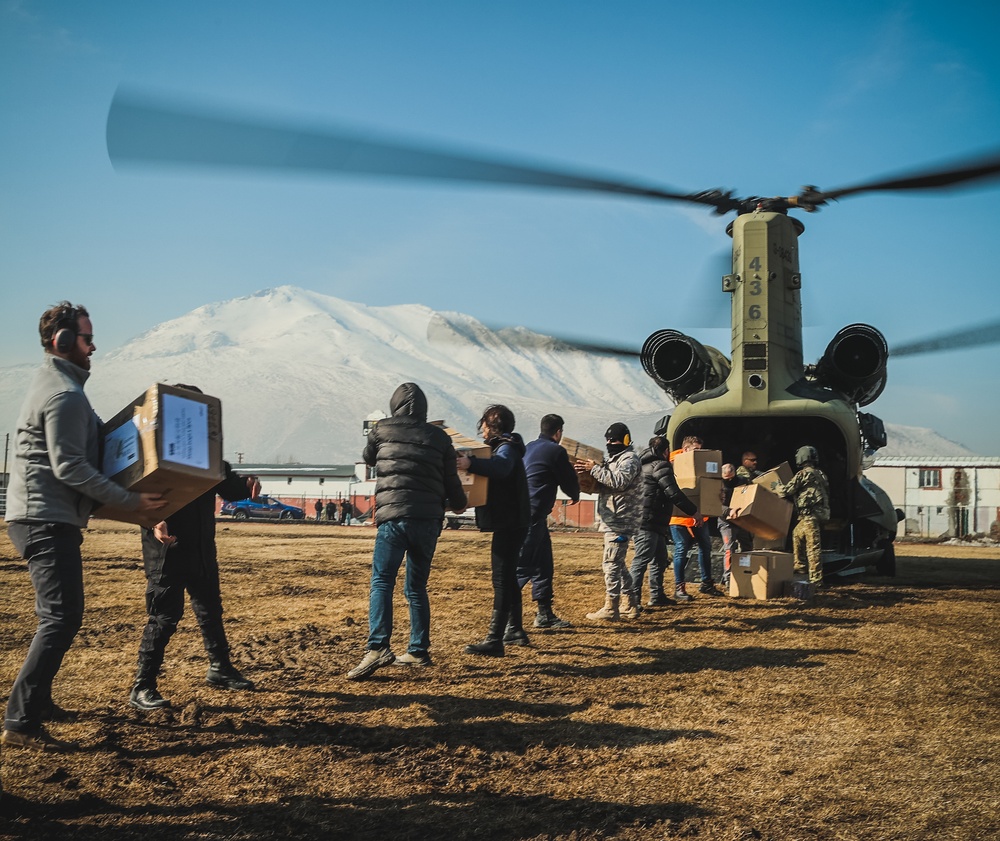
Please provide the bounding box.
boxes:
[2,302,167,752]
[575,422,643,622]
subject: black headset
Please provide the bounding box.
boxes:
[52,306,80,354]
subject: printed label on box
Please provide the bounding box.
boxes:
[162,394,210,469]
[738,554,752,569]
[103,417,141,477]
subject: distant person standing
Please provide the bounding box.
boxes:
[325,500,337,523]
[456,405,531,656]
[775,446,831,587]
[576,423,643,622]
[130,386,261,711]
[3,302,167,752]
[629,436,698,607]
[516,414,580,634]
[314,499,323,522]
[341,500,352,526]
[347,383,467,680]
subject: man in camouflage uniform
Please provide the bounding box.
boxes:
[775,446,831,585]
[575,422,643,621]
[735,450,761,483]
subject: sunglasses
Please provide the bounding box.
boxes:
[79,333,94,345]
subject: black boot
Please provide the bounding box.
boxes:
[503,590,530,645]
[465,610,506,657]
[130,661,170,711]
[533,600,572,629]
[206,660,255,690]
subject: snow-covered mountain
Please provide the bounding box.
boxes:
[0,286,975,464]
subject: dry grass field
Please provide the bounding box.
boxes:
[1,520,998,841]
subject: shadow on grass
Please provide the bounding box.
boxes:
[1,789,709,840]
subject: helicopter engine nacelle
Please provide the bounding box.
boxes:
[641,329,730,403]
[814,323,888,407]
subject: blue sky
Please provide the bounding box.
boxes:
[2,1,999,454]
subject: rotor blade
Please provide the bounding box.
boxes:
[810,147,1000,203]
[890,318,1000,358]
[427,313,640,357]
[107,90,729,210]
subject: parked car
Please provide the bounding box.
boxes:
[220,496,305,521]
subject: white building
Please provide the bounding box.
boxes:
[865,456,1000,539]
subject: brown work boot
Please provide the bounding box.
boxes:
[586,595,620,622]
[620,592,642,620]
[1,726,73,753]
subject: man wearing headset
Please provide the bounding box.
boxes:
[2,302,168,752]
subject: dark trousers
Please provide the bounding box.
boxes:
[136,543,229,684]
[516,515,555,603]
[490,527,528,628]
[5,522,84,733]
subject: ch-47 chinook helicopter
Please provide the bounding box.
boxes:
[106,90,1000,577]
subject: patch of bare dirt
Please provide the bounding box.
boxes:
[1,522,998,840]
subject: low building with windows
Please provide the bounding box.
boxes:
[865,456,1000,539]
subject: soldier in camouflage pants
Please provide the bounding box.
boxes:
[776,446,831,586]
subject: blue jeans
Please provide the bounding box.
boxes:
[629,528,669,600]
[367,518,442,656]
[671,524,713,587]
[368,516,444,654]
[5,522,85,733]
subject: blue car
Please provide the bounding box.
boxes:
[220,495,305,521]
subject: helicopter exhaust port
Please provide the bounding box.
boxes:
[640,329,730,403]
[813,323,889,406]
[748,374,766,390]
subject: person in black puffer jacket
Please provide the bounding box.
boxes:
[456,404,530,657]
[347,383,467,680]
[628,436,699,607]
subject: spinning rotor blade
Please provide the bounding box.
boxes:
[427,314,639,357]
[796,147,1000,208]
[890,318,1000,358]
[107,90,728,210]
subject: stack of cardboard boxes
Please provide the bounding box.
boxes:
[725,461,806,600]
[672,448,724,516]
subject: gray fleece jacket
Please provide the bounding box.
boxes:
[5,354,139,527]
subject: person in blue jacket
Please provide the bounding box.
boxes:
[456,405,530,656]
[512,414,580,638]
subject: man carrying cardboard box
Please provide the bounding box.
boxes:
[775,446,831,587]
[129,385,262,712]
[669,436,718,601]
[3,302,167,753]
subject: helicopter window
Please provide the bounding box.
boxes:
[918,468,942,489]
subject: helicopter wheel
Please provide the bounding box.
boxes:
[874,539,896,577]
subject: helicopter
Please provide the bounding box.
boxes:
[105,90,1000,577]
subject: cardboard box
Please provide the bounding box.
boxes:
[681,477,724,518]
[93,383,224,528]
[728,482,793,540]
[753,461,793,492]
[561,437,603,495]
[444,427,491,509]
[673,449,723,485]
[728,551,795,599]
